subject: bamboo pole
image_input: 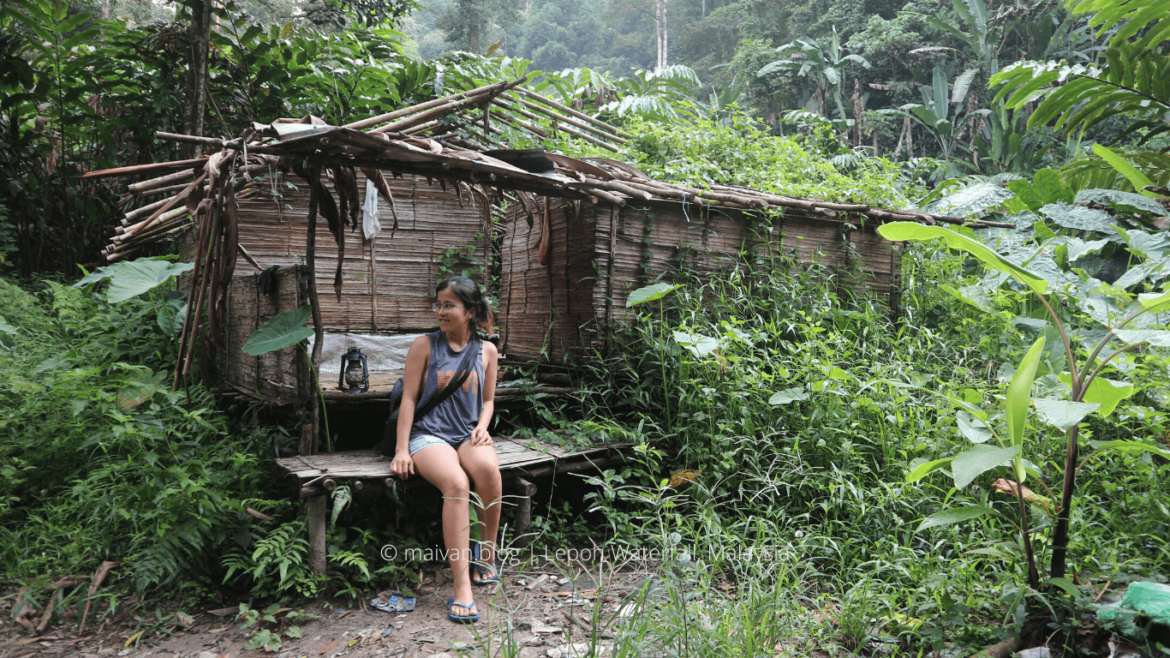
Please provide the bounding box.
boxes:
[491,98,621,153]
[369,76,529,134]
[345,81,508,131]
[117,207,189,238]
[371,92,497,134]
[130,173,206,236]
[516,87,632,138]
[128,168,197,194]
[568,178,652,201]
[508,94,626,143]
[82,158,208,180]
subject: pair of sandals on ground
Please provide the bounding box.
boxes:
[448,541,500,623]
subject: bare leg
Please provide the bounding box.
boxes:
[412,444,477,617]
[458,441,502,580]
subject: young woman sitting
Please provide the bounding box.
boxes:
[388,276,501,623]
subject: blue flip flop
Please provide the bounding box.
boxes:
[472,542,500,585]
[447,597,479,623]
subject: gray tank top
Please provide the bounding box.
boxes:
[410,330,485,447]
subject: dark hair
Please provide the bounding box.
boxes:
[435,276,494,335]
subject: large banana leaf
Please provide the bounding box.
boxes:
[876,223,1049,295]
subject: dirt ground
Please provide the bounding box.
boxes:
[1,564,649,658]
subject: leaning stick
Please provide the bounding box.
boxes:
[117,207,189,238]
[35,599,54,634]
[371,76,529,134]
[491,98,621,153]
[130,173,207,237]
[79,560,119,634]
[371,92,497,134]
[128,168,196,194]
[508,94,626,143]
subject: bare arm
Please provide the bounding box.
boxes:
[470,341,499,446]
[390,335,430,478]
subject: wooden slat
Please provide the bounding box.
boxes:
[275,440,625,480]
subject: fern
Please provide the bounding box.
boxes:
[221,520,319,598]
[330,485,351,528]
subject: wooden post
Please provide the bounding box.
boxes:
[307,495,327,574]
[507,478,538,547]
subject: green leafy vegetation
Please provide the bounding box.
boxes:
[3,0,1170,652]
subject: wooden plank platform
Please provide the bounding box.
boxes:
[275,437,626,482]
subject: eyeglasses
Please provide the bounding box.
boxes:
[432,302,464,313]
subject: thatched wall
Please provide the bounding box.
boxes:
[498,198,901,363]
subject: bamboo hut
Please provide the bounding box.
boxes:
[84,78,1013,574]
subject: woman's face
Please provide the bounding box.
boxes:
[435,288,474,331]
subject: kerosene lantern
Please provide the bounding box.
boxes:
[339,347,369,393]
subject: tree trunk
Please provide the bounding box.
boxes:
[181,0,211,159]
[655,0,662,69]
[662,0,668,68]
[655,0,668,69]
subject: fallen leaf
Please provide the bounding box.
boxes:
[209,626,229,634]
[321,638,338,654]
[125,630,144,648]
[992,478,1052,504]
[176,611,195,627]
[668,469,703,487]
[207,606,238,617]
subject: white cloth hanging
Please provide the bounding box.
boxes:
[361,178,382,241]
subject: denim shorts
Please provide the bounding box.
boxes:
[408,433,466,456]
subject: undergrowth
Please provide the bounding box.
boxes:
[548,242,1170,655]
[0,277,304,597]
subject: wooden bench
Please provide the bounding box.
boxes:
[275,437,627,573]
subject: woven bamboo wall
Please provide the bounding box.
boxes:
[234,171,488,333]
[224,265,302,404]
[221,171,487,402]
[497,198,600,362]
[499,199,901,362]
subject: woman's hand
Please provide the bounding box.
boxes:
[390,450,415,480]
[470,426,492,447]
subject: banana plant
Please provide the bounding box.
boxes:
[896,66,988,164]
[756,28,870,122]
[882,222,1170,583]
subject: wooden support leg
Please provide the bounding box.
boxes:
[508,478,538,547]
[307,494,327,574]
